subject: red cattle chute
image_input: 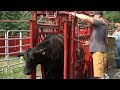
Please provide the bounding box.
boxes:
[29,11,94,79]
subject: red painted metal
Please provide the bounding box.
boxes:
[63,21,68,79]
[29,11,40,79]
[37,24,59,29]
[28,11,94,79]
[72,17,77,79]
[0,11,95,79]
[67,20,73,79]
[29,19,38,79]
[0,36,30,57]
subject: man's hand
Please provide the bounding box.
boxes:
[69,12,76,16]
[83,41,90,46]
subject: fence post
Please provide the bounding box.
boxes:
[5,30,8,74]
[29,19,38,79]
[19,31,23,63]
[5,30,9,74]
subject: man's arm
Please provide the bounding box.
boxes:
[69,12,94,23]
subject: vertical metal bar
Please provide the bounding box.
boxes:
[6,31,9,58]
[30,14,39,79]
[67,16,72,79]
[20,31,23,63]
[89,54,93,78]
[5,31,7,61]
[72,17,77,79]
[64,21,68,79]
[87,22,93,79]
[29,20,37,79]
[32,11,37,20]
[6,30,9,74]
[59,18,62,31]
[68,21,72,79]
[55,19,59,32]
[5,30,7,74]
[40,64,45,79]
[20,31,22,52]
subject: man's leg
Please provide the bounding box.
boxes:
[92,51,107,79]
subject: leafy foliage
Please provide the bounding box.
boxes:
[0,11,120,35]
[104,11,120,30]
[104,11,120,23]
[0,11,32,36]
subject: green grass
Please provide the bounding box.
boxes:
[0,56,24,66]
[0,65,42,79]
[0,57,42,79]
[0,67,28,79]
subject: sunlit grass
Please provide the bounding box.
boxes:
[0,57,42,79]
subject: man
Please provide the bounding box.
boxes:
[113,23,120,36]
[112,23,120,68]
[69,11,108,79]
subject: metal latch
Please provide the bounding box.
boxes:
[46,11,57,19]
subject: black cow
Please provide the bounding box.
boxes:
[18,34,64,79]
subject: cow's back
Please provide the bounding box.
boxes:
[36,34,64,79]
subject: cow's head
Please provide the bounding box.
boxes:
[17,47,48,75]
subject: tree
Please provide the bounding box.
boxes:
[104,11,120,23]
[0,11,32,36]
[0,11,22,30]
[104,11,120,30]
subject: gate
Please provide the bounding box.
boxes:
[0,20,30,74]
[29,11,93,79]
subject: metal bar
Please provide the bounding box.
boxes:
[8,44,30,48]
[0,60,6,62]
[20,44,30,47]
[6,30,9,73]
[29,12,38,79]
[29,19,37,79]
[9,63,24,67]
[0,38,6,40]
[12,65,24,70]
[39,32,63,35]
[7,57,19,61]
[0,51,23,55]
[72,17,77,79]
[0,30,7,31]
[4,31,7,68]
[5,31,7,61]
[37,24,59,29]
[8,51,22,55]
[6,30,30,32]
[46,11,57,18]
[64,21,68,79]
[7,31,9,58]
[0,20,30,22]
[0,30,30,32]
[0,53,6,55]
[0,46,6,48]
[0,68,4,73]
[20,32,22,52]
[0,65,7,68]
[0,29,30,74]
[67,21,72,79]
[7,37,30,40]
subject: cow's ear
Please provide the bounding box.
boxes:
[34,48,47,55]
[27,48,32,52]
[17,52,24,57]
